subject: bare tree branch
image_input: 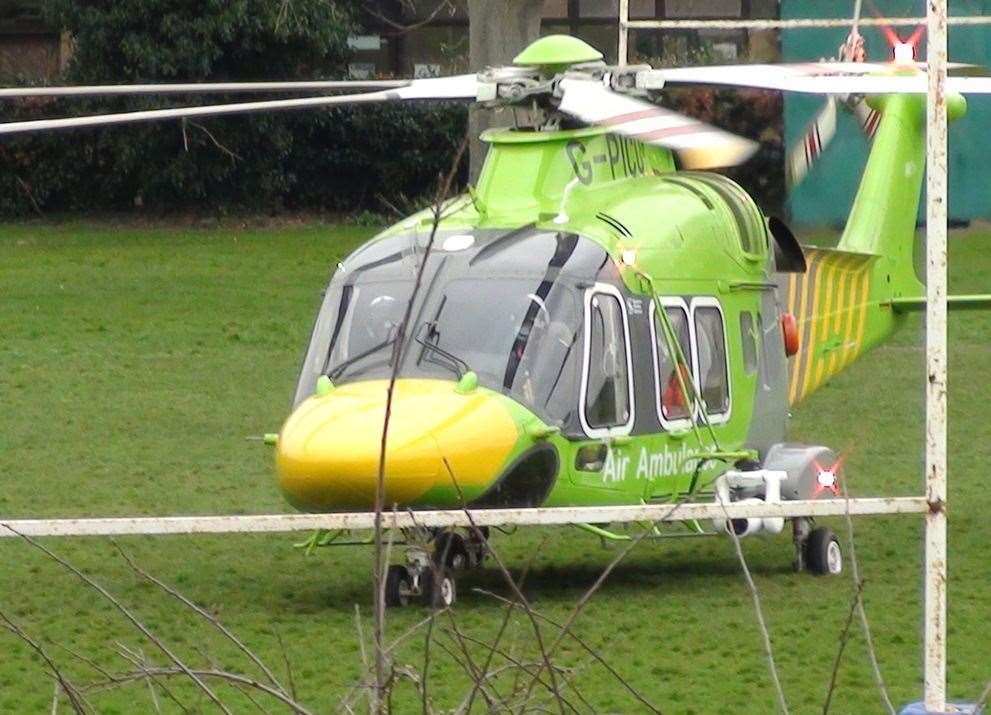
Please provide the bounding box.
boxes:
[840,476,896,715]
[189,120,242,164]
[517,526,654,707]
[452,628,591,714]
[107,642,192,714]
[371,134,469,712]
[717,500,789,715]
[274,630,298,703]
[82,667,315,713]
[463,533,550,713]
[14,175,44,217]
[112,541,289,698]
[475,590,661,713]
[362,1,456,36]
[0,611,90,714]
[2,525,232,715]
[822,579,866,714]
[973,679,991,714]
[441,461,566,713]
[431,634,499,708]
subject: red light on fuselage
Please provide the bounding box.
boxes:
[781,312,800,357]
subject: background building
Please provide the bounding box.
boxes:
[0,1,69,80]
[350,0,779,78]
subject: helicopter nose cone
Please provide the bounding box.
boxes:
[275,379,521,511]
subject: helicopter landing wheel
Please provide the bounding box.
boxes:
[420,567,456,609]
[385,564,414,607]
[466,526,489,567]
[433,531,471,571]
[804,526,843,576]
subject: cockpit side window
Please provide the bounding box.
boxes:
[580,285,634,437]
[692,299,731,419]
[649,298,694,428]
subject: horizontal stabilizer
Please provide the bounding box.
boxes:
[886,295,991,313]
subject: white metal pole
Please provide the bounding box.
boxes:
[924,0,949,710]
[618,0,629,66]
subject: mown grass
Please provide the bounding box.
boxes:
[0,220,988,713]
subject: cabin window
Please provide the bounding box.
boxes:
[693,300,731,417]
[580,285,634,437]
[740,311,758,375]
[649,298,694,427]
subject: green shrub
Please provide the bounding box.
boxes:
[0,0,467,217]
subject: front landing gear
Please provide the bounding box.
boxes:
[421,567,456,608]
[384,564,415,607]
[384,529,486,608]
[792,518,843,576]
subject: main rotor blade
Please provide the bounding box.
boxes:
[0,80,410,99]
[0,75,478,136]
[558,78,757,169]
[656,60,975,86]
[786,97,837,190]
[652,65,991,95]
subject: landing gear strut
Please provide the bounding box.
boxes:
[383,528,488,608]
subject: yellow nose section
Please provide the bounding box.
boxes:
[276,379,522,511]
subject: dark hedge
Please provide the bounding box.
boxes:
[0,0,468,217]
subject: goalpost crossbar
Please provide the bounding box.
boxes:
[0,497,927,538]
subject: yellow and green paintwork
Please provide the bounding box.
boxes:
[275,60,969,514]
[785,92,967,406]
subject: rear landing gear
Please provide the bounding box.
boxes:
[805,526,843,575]
[792,518,843,576]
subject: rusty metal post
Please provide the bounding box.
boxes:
[618,0,629,66]
[924,0,948,711]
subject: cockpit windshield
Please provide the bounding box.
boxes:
[294,229,608,423]
[419,278,580,413]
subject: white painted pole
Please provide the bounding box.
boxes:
[924,0,949,710]
[0,497,928,537]
[623,15,991,30]
[618,0,629,66]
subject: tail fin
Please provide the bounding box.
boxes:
[783,92,966,405]
[836,93,929,296]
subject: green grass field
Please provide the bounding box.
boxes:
[1,221,988,714]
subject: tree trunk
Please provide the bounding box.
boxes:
[467,0,542,182]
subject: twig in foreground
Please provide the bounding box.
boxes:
[462,533,551,714]
[371,134,469,713]
[0,610,90,714]
[443,463,566,714]
[475,590,660,713]
[840,474,895,715]
[2,525,232,715]
[822,579,866,714]
[972,679,991,714]
[112,541,290,698]
[717,499,789,715]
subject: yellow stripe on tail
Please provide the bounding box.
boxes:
[784,249,876,406]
